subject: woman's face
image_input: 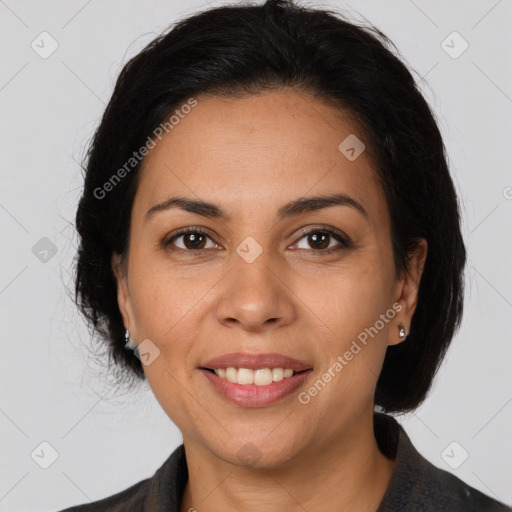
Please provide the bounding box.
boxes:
[113,89,426,467]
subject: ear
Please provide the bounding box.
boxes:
[389,238,428,346]
[111,252,136,335]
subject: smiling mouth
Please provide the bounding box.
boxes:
[201,367,309,386]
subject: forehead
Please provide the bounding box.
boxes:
[133,89,388,229]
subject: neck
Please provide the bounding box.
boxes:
[180,408,396,512]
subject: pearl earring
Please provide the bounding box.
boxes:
[398,323,407,339]
[124,329,137,350]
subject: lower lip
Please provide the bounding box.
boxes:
[199,369,312,407]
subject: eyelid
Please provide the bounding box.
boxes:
[289,224,352,254]
[164,224,352,253]
[164,226,221,251]
[293,224,351,243]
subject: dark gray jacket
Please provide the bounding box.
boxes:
[58,412,511,511]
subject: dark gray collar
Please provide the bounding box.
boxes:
[142,412,510,511]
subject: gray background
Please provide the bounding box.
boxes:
[0,0,511,510]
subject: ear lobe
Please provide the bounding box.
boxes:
[388,321,408,347]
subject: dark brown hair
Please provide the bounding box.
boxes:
[74,0,466,413]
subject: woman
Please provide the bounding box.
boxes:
[61,0,511,510]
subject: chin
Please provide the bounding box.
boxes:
[207,435,303,469]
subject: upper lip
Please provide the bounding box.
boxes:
[201,352,313,371]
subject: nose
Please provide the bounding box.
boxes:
[214,247,297,333]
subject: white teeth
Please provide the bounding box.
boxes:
[225,367,238,383]
[272,368,284,382]
[238,368,254,385]
[214,367,297,385]
[254,368,273,386]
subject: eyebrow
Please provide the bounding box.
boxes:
[145,193,368,222]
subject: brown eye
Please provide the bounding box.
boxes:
[165,228,216,251]
[304,232,331,250]
[164,225,351,256]
[293,227,351,254]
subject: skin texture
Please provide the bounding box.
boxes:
[112,89,427,512]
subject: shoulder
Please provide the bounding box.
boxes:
[375,413,512,512]
[56,444,188,512]
[421,459,512,511]
[56,478,151,511]
[56,477,150,511]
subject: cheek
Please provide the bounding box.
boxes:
[128,267,209,430]
[298,258,392,338]
[129,241,394,357]
[303,321,390,426]
[142,361,203,444]
[298,264,393,403]
[128,259,212,338]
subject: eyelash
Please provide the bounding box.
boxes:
[163,225,352,257]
